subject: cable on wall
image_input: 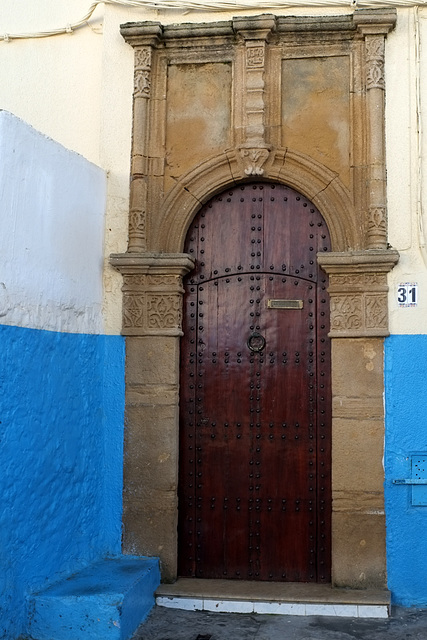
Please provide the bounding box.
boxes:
[413,6,427,264]
[1,0,427,43]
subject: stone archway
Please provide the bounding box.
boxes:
[111,10,399,587]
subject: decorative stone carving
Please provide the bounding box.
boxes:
[147,294,182,330]
[135,47,151,68]
[110,253,194,336]
[330,295,363,332]
[367,205,387,249]
[318,250,399,338]
[233,16,276,149]
[365,36,385,90]
[123,292,145,329]
[129,207,146,241]
[134,46,152,98]
[121,25,162,254]
[366,293,388,330]
[355,10,396,250]
[239,146,270,176]
[246,44,265,68]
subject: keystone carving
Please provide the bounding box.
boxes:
[239,146,271,176]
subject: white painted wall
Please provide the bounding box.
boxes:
[0,111,106,333]
[1,2,426,335]
[386,8,427,335]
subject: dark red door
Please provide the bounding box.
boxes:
[178,182,331,582]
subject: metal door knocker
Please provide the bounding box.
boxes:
[247,331,266,353]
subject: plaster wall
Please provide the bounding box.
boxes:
[0,113,125,638]
[384,335,427,605]
[0,111,106,334]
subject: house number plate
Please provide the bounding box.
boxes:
[267,299,303,310]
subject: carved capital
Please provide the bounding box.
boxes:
[120,21,163,48]
[110,253,195,336]
[232,15,277,42]
[354,10,396,93]
[318,250,399,337]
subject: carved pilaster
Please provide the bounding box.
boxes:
[121,23,162,253]
[233,15,276,175]
[354,10,396,251]
[365,35,385,90]
[318,250,399,337]
[110,253,194,336]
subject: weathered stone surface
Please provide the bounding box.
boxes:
[122,494,178,582]
[332,338,384,398]
[165,62,232,193]
[126,336,179,386]
[332,396,384,420]
[124,404,179,492]
[333,418,385,496]
[332,512,387,589]
[282,56,350,187]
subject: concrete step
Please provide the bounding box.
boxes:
[28,556,160,640]
[156,579,390,619]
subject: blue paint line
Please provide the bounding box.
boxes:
[385,335,427,606]
[0,325,125,639]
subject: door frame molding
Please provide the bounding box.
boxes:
[111,10,399,587]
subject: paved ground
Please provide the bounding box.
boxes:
[133,605,427,640]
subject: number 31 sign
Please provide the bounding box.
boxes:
[397,283,418,307]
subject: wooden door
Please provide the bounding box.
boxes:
[178,182,331,582]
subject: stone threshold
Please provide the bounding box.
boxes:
[156,579,390,619]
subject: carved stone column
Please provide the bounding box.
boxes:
[110,253,194,580]
[121,23,162,252]
[233,15,276,176]
[354,10,396,250]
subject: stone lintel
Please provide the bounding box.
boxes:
[163,21,234,41]
[277,15,355,33]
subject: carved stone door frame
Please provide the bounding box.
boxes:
[111,10,399,588]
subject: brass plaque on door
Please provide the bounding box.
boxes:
[267,299,303,310]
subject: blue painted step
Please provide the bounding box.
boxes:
[28,556,160,640]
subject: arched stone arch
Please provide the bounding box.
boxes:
[157,148,357,254]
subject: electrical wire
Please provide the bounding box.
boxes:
[0,0,427,43]
[413,6,427,263]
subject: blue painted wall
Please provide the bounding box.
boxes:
[385,334,427,606]
[0,325,125,639]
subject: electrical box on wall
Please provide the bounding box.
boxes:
[393,455,427,506]
[411,456,427,506]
